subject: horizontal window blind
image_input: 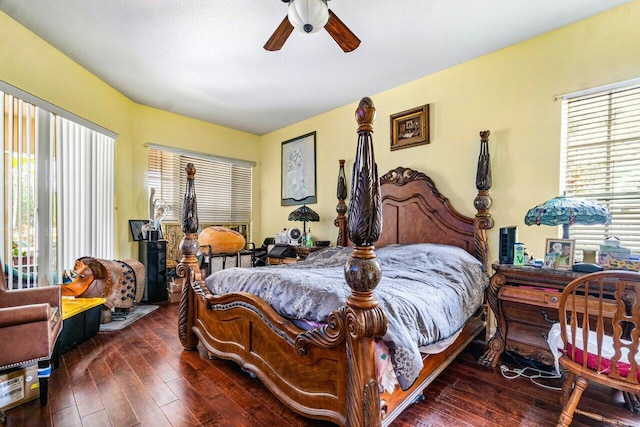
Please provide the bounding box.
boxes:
[148,149,182,222]
[148,147,253,227]
[561,83,640,253]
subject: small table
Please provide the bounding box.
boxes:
[267,257,299,265]
[294,246,324,260]
[57,297,105,354]
[478,263,640,415]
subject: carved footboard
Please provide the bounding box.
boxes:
[181,274,350,424]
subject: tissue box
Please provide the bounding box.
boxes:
[167,279,183,293]
[166,284,182,303]
[167,290,181,303]
[598,246,631,267]
[0,364,39,411]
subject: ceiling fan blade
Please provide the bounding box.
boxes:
[324,10,361,52]
[264,16,294,51]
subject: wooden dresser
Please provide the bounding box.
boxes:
[267,246,326,265]
[294,246,324,260]
[478,263,585,367]
[267,256,299,265]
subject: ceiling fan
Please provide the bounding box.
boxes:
[264,0,361,52]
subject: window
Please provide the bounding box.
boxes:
[147,145,254,262]
[1,84,115,288]
[560,80,640,255]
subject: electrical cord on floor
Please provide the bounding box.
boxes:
[499,364,562,391]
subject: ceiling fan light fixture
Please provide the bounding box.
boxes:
[288,0,329,34]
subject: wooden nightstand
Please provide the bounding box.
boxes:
[478,263,585,367]
[267,257,299,265]
[267,246,326,264]
[294,246,324,260]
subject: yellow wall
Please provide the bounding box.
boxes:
[2,1,640,265]
[259,1,640,262]
[0,11,260,260]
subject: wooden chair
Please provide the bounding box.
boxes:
[555,270,640,426]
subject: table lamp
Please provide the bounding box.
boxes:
[524,196,610,238]
[288,205,320,236]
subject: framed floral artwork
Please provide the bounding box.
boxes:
[281,132,317,206]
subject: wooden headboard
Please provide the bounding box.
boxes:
[378,167,475,250]
[335,133,494,268]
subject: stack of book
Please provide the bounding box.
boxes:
[598,244,631,267]
[608,257,640,271]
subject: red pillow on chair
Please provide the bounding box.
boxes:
[564,344,640,382]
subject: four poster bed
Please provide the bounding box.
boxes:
[177,97,494,426]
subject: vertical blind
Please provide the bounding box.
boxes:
[1,94,41,287]
[1,90,115,289]
[148,147,253,227]
[560,82,640,254]
[56,117,115,275]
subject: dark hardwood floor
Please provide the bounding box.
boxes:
[5,302,640,426]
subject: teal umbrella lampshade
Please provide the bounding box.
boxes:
[524,196,610,238]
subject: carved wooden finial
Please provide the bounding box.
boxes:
[475,130,492,192]
[343,97,387,427]
[185,163,196,179]
[337,159,347,201]
[473,131,494,269]
[348,99,381,248]
[335,159,348,247]
[181,163,199,234]
[355,97,376,134]
[179,163,200,280]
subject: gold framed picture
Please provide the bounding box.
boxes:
[543,238,575,269]
[390,104,429,151]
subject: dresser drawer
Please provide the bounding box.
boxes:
[506,320,552,350]
[499,286,561,307]
[502,299,559,328]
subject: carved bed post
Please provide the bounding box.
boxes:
[335,159,348,247]
[473,130,494,271]
[343,97,388,427]
[178,163,200,350]
[473,130,496,350]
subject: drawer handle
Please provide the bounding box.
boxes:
[549,296,558,303]
[541,310,558,324]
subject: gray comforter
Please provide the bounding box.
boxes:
[204,243,489,390]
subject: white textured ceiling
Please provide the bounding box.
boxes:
[0,0,632,135]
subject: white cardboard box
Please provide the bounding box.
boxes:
[0,364,39,411]
[167,279,183,293]
[167,288,181,303]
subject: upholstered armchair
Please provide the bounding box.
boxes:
[0,260,62,408]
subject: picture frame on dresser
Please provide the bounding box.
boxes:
[544,238,575,269]
[129,219,162,241]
